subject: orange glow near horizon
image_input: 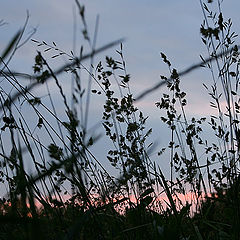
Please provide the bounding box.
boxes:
[0,190,215,218]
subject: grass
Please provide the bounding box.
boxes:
[0,0,240,239]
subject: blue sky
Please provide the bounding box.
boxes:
[1,0,240,177]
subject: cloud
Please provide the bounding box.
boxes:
[1,0,240,183]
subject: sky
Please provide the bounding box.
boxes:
[1,0,240,179]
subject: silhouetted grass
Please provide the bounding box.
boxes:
[0,0,240,239]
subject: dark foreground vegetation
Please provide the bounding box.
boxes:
[0,0,240,239]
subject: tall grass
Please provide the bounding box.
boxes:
[0,0,239,239]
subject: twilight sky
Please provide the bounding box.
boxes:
[1,0,240,177]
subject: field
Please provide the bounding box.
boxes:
[0,1,240,239]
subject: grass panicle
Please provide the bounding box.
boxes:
[0,0,240,239]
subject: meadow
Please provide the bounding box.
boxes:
[0,0,240,239]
